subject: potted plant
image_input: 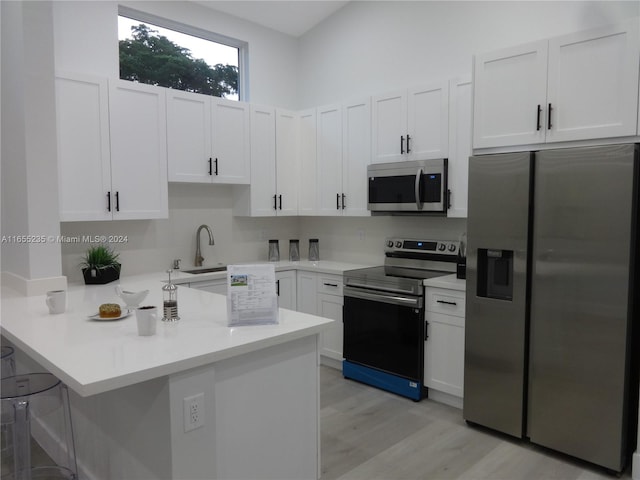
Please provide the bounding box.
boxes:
[80,245,121,285]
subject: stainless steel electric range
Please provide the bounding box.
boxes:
[342,237,460,400]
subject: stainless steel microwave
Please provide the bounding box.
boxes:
[367,158,448,214]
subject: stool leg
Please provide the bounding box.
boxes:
[12,399,32,480]
[61,384,78,479]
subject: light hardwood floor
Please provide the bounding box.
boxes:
[320,366,632,480]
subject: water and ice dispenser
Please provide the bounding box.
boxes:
[476,249,513,301]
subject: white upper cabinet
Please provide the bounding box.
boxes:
[341,98,371,217]
[56,73,112,222]
[275,109,299,216]
[167,90,250,184]
[447,77,472,218]
[298,109,318,215]
[473,19,640,149]
[473,40,548,149]
[372,81,449,164]
[546,20,640,142]
[108,80,168,220]
[316,104,344,215]
[56,74,168,221]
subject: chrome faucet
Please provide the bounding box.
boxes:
[194,224,215,267]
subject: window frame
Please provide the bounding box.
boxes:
[118,5,249,101]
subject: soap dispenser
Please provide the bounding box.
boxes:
[162,269,180,322]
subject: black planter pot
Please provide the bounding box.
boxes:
[82,264,121,285]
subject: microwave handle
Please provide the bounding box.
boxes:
[415,168,423,210]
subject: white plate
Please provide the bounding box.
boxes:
[88,308,132,321]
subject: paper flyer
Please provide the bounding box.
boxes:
[226,264,279,326]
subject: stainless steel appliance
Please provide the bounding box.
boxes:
[367,159,448,214]
[464,144,640,473]
[343,237,459,400]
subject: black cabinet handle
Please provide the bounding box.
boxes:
[107,192,111,212]
[341,193,346,209]
[276,279,280,296]
[324,283,338,287]
[536,105,542,131]
[273,194,277,210]
[406,134,411,153]
[208,158,212,175]
[425,321,429,340]
[115,191,120,212]
[447,189,452,209]
[400,135,405,154]
[214,158,219,175]
[548,103,552,130]
[278,195,282,210]
[436,300,457,306]
[336,193,340,210]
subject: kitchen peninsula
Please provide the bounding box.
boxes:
[1,272,333,480]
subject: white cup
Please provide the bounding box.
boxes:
[135,306,158,336]
[46,290,66,314]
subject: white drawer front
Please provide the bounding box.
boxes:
[317,274,343,296]
[426,288,465,317]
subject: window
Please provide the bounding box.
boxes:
[118,7,247,100]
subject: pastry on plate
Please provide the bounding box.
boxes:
[98,303,122,318]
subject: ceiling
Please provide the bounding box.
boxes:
[195,1,350,37]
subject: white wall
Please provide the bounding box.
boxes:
[297,1,640,108]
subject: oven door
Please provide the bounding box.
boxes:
[343,286,424,382]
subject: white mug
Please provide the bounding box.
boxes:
[46,290,66,314]
[135,306,158,336]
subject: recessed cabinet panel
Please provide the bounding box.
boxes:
[108,80,168,220]
[317,104,343,215]
[546,20,640,142]
[473,40,548,149]
[407,82,449,160]
[447,77,472,218]
[249,105,277,216]
[372,90,407,164]
[211,99,251,184]
[275,109,299,216]
[342,98,371,217]
[56,73,112,221]
[298,109,318,215]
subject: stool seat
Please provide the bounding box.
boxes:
[1,345,16,378]
[1,373,77,480]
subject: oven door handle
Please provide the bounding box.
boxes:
[415,168,423,210]
[344,286,423,308]
[345,282,418,296]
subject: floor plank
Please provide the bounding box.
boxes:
[320,366,632,480]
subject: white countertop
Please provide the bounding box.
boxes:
[1,271,334,397]
[423,274,466,292]
[170,260,374,284]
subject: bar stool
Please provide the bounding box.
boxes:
[1,346,17,458]
[1,373,78,480]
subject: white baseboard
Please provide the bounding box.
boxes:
[1,271,66,296]
[428,389,463,410]
[632,450,640,479]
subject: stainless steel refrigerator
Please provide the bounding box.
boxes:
[464,144,639,473]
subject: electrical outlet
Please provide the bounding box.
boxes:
[183,393,205,432]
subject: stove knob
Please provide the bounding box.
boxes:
[448,243,457,252]
[395,241,402,248]
[438,243,446,251]
[387,240,394,248]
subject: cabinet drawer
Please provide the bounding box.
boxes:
[317,274,343,296]
[426,288,465,317]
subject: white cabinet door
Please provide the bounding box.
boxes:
[407,81,449,160]
[371,89,407,164]
[473,40,548,149]
[248,105,277,216]
[424,312,465,397]
[211,98,251,184]
[166,90,212,183]
[546,19,640,142]
[55,73,112,222]
[296,271,317,315]
[317,293,343,361]
[342,98,371,217]
[447,77,472,218]
[276,270,297,310]
[298,109,317,215]
[275,109,299,216]
[316,104,343,215]
[108,80,168,220]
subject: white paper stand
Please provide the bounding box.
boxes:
[226,264,279,326]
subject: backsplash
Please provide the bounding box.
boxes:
[60,183,467,282]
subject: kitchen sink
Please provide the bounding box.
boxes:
[183,266,227,274]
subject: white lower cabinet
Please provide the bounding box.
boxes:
[188,278,227,295]
[276,270,297,310]
[424,287,465,408]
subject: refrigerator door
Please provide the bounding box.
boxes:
[529,144,638,472]
[464,152,532,437]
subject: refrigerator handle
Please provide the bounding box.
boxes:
[415,168,423,210]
